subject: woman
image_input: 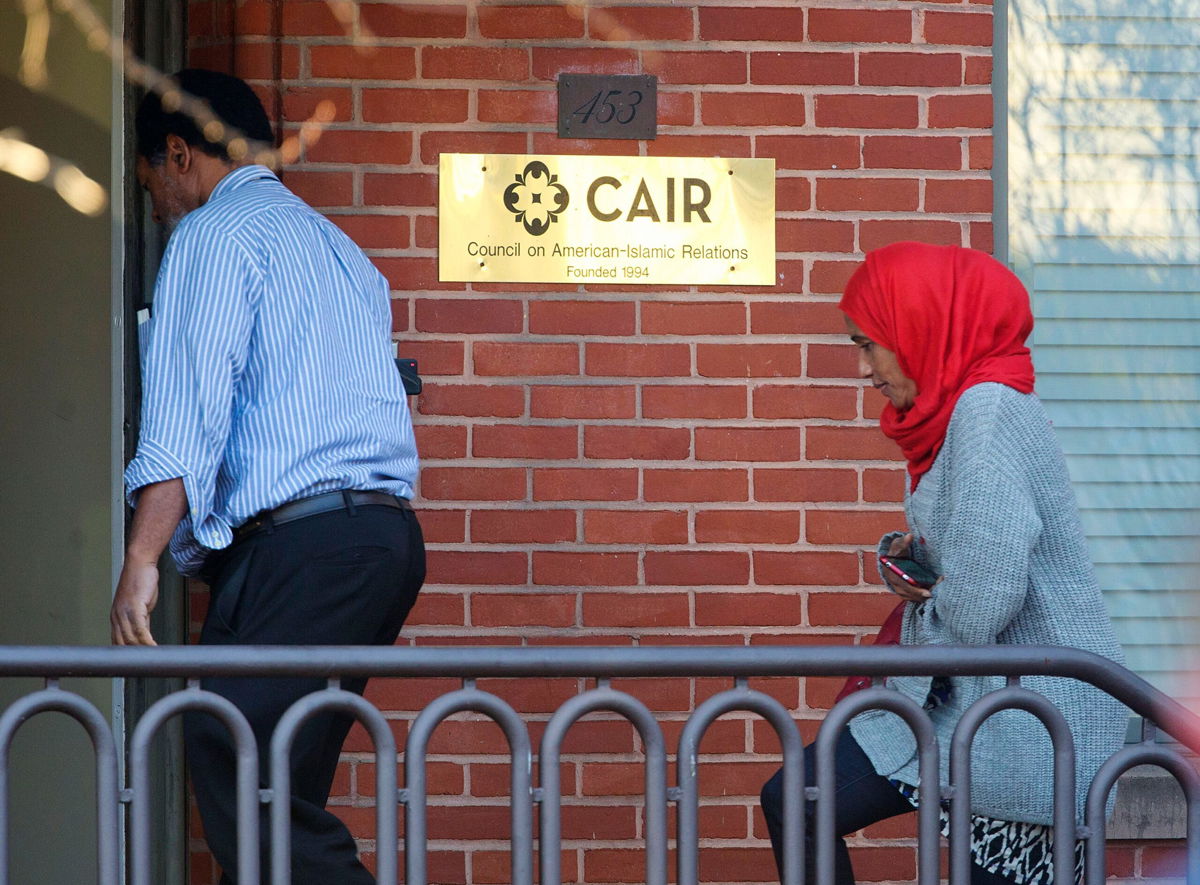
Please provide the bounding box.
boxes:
[760,242,1127,885]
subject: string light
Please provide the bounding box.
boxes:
[0,129,107,217]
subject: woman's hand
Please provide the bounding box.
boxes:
[881,533,933,602]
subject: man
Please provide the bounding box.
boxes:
[113,69,424,884]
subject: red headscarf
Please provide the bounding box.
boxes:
[839,243,1036,490]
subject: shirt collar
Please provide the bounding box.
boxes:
[208,164,278,203]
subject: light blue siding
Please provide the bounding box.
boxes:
[1007,0,1200,701]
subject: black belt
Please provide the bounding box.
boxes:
[233,490,412,542]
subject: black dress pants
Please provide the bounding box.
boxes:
[185,503,425,885]
[760,729,1017,885]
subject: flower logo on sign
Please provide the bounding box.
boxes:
[503,161,569,236]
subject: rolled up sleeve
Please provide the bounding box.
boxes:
[124,219,257,566]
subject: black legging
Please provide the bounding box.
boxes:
[760,728,1018,885]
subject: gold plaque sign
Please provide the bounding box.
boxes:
[439,153,776,286]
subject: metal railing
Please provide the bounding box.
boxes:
[1,644,1198,885]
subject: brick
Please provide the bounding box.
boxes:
[374,256,455,292]
[329,214,408,250]
[479,5,584,39]
[532,47,639,79]
[865,135,964,170]
[777,218,854,253]
[806,509,903,544]
[814,177,919,212]
[696,510,800,544]
[363,173,436,207]
[644,469,749,503]
[925,10,993,46]
[473,424,578,460]
[808,8,913,43]
[359,3,468,38]
[531,385,635,419]
[413,509,466,545]
[282,86,352,122]
[1137,839,1185,877]
[592,6,694,41]
[754,467,858,502]
[657,91,696,126]
[807,426,898,461]
[965,55,993,85]
[695,592,799,626]
[414,215,438,247]
[362,88,469,124]
[531,133,642,156]
[697,344,801,378]
[926,178,992,213]
[970,221,994,253]
[478,89,556,125]
[310,45,416,80]
[808,591,899,626]
[472,592,576,627]
[230,44,300,81]
[929,93,993,129]
[585,426,691,461]
[864,468,905,502]
[811,260,862,294]
[696,427,801,462]
[584,510,689,545]
[415,299,522,335]
[471,509,576,544]
[533,468,638,501]
[420,466,525,501]
[641,302,746,336]
[530,301,635,336]
[420,131,527,165]
[282,1,345,35]
[642,385,746,419]
[645,551,750,586]
[969,135,993,170]
[808,343,859,379]
[423,46,528,81]
[475,851,575,885]
[777,176,812,211]
[700,7,805,41]
[815,94,919,130]
[426,550,527,585]
[645,51,746,85]
[392,341,464,376]
[474,342,578,377]
[756,550,860,585]
[753,385,857,420]
[859,52,962,87]
[750,301,844,335]
[702,92,806,127]
[861,219,962,251]
[533,551,639,586]
[585,343,690,377]
[413,424,467,460]
[750,52,855,86]
[282,171,352,208]
[758,135,861,171]
[306,130,412,165]
[646,134,753,158]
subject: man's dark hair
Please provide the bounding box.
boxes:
[135,69,273,164]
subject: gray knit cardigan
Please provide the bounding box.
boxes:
[848,383,1128,825]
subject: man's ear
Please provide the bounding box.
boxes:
[164,133,193,174]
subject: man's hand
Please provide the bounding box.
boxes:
[111,477,188,647]
[881,532,933,603]
[111,560,160,646]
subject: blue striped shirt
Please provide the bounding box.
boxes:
[125,165,418,575]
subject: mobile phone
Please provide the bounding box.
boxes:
[879,555,939,589]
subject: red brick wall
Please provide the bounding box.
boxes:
[183,1,1007,882]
